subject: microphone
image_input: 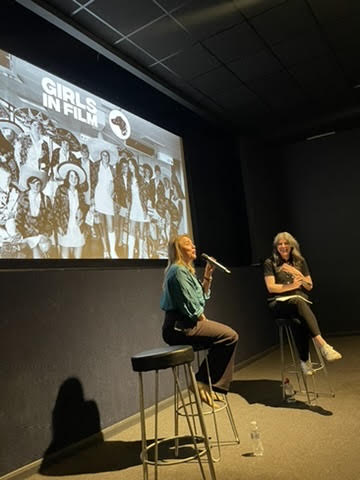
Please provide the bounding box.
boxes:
[201,253,231,274]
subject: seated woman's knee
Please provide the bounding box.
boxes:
[289,297,302,306]
[228,327,239,344]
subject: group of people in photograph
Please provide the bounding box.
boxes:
[0,106,186,259]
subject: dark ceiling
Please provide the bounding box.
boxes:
[15,0,360,142]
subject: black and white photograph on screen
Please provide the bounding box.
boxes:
[0,48,191,259]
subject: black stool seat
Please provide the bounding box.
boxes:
[275,317,301,327]
[131,345,194,372]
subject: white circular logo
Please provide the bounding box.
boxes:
[109,110,131,140]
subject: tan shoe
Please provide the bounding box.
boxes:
[320,344,342,362]
[300,360,313,376]
[191,381,220,409]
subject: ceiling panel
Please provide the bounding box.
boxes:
[129,15,193,59]
[250,70,307,109]
[212,84,262,109]
[73,10,122,44]
[115,39,157,67]
[44,0,86,16]
[162,43,220,80]
[271,28,331,68]
[321,16,360,51]
[308,0,360,24]
[233,0,287,19]
[290,55,349,99]
[267,90,307,112]
[336,48,360,85]
[190,66,243,97]
[85,0,164,36]
[149,62,191,88]
[250,0,317,46]
[172,0,244,41]
[235,100,271,119]
[228,49,282,82]
[203,22,264,64]
[154,0,191,10]
[228,104,274,131]
[150,63,225,113]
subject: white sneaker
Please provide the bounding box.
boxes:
[320,344,342,362]
[300,359,313,376]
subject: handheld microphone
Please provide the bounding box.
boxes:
[201,253,231,274]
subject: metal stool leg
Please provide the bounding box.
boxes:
[174,365,198,457]
[154,370,159,480]
[203,355,221,462]
[194,350,240,461]
[183,364,198,435]
[311,340,335,398]
[223,395,240,445]
[172,368,208,480]
[138,372,148,480]
[279,325,286,401]
[174,366,179,456]
[186,365,217,480]
[286,325,313,405]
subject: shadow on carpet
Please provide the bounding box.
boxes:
[230,379,333,416]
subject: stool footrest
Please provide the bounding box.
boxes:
[293,390,335,399]
[177,399,227,416]
[141,434,208,466]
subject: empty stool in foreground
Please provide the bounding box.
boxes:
[175,345,240,462]
[276,317,335,405]
[131,345,216,480]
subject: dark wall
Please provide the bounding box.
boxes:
[184,133,250,265]
[239,137,291,264]
[282,129,360,334]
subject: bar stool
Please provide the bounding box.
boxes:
[175,345,240,462]
[131,345,216,480]
[276,317,335,405]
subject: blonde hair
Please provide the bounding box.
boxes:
[272,231,304,268]
[165,234,195,276]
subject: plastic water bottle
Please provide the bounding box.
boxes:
[250,421,264,456]
[284,378,296,402]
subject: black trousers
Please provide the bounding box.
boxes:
[162,312,239,393]
[269,297,321,361]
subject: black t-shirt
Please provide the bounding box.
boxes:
[263,257,310,301]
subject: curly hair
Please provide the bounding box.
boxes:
[272,231,304,268]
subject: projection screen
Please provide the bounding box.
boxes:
[0,48,192,260]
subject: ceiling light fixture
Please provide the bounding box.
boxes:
[306,131,336,141]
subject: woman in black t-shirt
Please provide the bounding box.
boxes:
[264,232,342,376]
